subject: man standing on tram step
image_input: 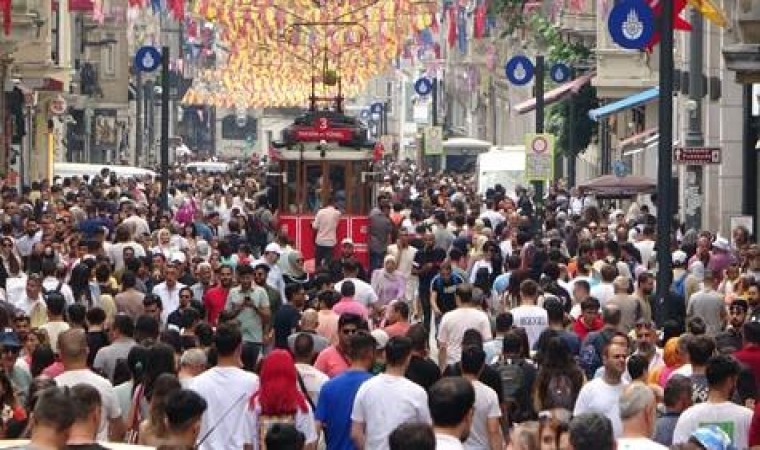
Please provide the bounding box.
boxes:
[313,196,342,270]
[369,197,394,274]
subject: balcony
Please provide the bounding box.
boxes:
[723,1,760,83]
[558,0,596,44]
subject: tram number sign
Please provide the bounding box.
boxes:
[673,147,721,165]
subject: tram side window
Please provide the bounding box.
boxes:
[329,165,347,213]
[285,161,298,213]
[348,161,370,214]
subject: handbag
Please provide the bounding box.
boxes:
[125,384,144,444]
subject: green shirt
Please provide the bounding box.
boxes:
[226,285,269,343]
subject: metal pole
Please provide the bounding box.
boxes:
[431,77,438,126]
[568,66,577,187]
[0,55,11,177]
[490,77,497,144]
[656,0,674,302]
[135,70,143,163]
[684,10,704,232]
[160,46,170,216]
[146,80,154,164]
[534,55,545,205]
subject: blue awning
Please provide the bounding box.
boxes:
[588,87,660,122]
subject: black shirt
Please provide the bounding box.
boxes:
[405,355,441,392]
[273,304,302,349]
[86,330,109,367]
[413,247,447,297]
[65,444,111,450]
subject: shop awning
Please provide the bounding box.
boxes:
[588,87,659,122]
[514,72,595,114]
[617,127,658,150]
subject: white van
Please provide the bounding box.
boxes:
[477,146,526,198]
[54,162,157,180]
[186,161,232,174]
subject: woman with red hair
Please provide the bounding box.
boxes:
[250,349,318,450]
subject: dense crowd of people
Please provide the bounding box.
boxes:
[0,159,757,450]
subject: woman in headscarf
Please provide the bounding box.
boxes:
[282,250,309,287]
[370,255,406,308]
[650,337,685,388]
[250,350,318,450]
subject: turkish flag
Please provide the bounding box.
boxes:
[645,0,691,52]
[447,7,457,49]
[373,142,384,162]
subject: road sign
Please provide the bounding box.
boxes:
[550,63,571,83]
[414,78,433,96]
[674,147,722,165]
[370,102,384,114]
[525,133,555,181]
[134,46,162,73]
[505,56,535,86]
[424,126,443,155]
[608,0,655,50]
[360,110,370,119]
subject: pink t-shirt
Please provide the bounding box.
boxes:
[332,298,369,321]
[312,206,342,247]
[384,321,411,338]
[316,310,339,345]
[314,345,350,378]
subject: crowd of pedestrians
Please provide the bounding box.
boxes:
[0,160,757,450]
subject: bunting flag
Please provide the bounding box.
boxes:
[687,0,728,28]
[456,7,467,53]
[473,1,486,39]
[645,0,691,52]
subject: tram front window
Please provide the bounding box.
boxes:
[329,164,347,212]
[305,164,323,213]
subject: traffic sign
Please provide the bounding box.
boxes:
[424,126,443,155]
[370,102,384,114]
[525,133,555,181]
[674,147,721,165]
[608,0,655,50]
[550,63,571,83]
[134,46,162,73]
[505,56,535,86]
[414,78,433,96]
[360,110,370,119]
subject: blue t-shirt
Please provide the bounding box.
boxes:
[315,369,373,450]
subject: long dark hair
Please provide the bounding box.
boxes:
[533,333,584,411]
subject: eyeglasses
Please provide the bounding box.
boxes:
[341,328,358,335]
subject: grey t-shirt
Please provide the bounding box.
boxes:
[686,290,725,335]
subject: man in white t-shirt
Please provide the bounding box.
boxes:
[54,329,123,442]
[312,199,342,269]
[672,355,753,449]
[334,260,378,309]
[590,264,617,306]
[293,332,329,407]
[189,323,259,450]
[509,279,547,350]
[460,347,503,450]
[437,284,492,368]
[616,382,667,449]
[352,336,431,450]
[574,342,629,437]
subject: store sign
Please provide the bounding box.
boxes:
[673,147,722,165]
[525,133,555,181]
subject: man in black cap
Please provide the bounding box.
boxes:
[0,330,30,404]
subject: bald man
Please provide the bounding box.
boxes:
[55,329,125,442]
[287,308,329,354]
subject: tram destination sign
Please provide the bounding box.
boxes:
[673,147,721,165]
[293,117,355,142]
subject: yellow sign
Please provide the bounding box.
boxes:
[525,133,555,181]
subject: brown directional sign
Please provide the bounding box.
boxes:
[673,147,721,165]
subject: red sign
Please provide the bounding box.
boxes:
[673,147,721,165]
[293,127,354,142]
[69,0,94,11]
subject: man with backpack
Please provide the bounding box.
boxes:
[248,196,276,258]
[492,330,536,427]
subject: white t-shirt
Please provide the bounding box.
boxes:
[295,363,329,407]
[672,401,753,450]
[617,437,668,450]
[189,366,260,450]
[464,380,501,450]
[573,377,627,438]
[55,369,121,441]
[438,308,493,365]
[509,305,548,350]
[334,278,378,308]
[40,320,70,353]
[352,373,432,450]
[590,283,615,306]
[635,240,656,268]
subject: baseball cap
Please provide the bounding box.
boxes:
[0,331,21,349]
[370,329,389,350]
[672,250,688,266]
[171,252,187,264]
[264,243,282,255]
[341,238,354,246]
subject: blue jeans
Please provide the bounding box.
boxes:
[370,250,386,274]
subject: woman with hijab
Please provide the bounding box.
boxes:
[250,350,318,450]
[651,337,684,387]
[371,255,406,307]
[282,250,309,287]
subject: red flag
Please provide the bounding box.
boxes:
[473,2,486,39]
[373,142,384,162]
[0,0,10,35]
[645,0,691,52]
[429,12,439,34]
[447,7,457,49]
[268,145,282,162]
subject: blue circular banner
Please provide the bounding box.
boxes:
[414,78,433,96]
[370,102,384,114]
[608,0,655,50]
[550,63,571,83]
[505,56,535,86]
[134,46,162,73]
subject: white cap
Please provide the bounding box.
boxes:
[370,329,389,350]
[672,250,688,265]
[171,252,187,264]
[264,243,282,255]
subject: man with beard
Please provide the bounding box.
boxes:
[412,232,446,335]
[574,341,629,437]
[715,298,747,353]
[429,377,476,450]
